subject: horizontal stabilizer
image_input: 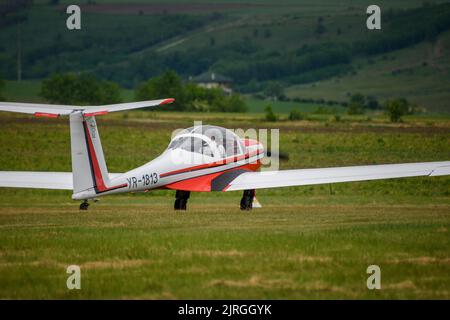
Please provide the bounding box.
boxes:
[0,99,174,118]
[0,172,122,190]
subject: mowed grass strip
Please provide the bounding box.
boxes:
[0,205,449,299]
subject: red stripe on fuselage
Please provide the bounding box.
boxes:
[83,121,127,193]
[160,149,263,178]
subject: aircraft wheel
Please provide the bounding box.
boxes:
[79,201,89,211]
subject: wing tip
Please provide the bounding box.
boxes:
[34,112,59,118]
[160,98,175,105]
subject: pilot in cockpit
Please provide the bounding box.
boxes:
[205,136,225,158]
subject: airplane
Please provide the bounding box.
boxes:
[0,99,449,211]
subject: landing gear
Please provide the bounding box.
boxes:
[174,190,190,210]
[79,200,89,211]
[240,189,255,211]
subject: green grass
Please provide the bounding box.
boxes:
[0,112,449,299]
[1,204,449,299]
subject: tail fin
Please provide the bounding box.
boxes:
[70,112,117,194]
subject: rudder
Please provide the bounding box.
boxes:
[70,112,111,194]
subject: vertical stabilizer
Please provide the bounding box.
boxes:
[70,112,113,194]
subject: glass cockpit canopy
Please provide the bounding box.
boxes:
[167,125,244,158]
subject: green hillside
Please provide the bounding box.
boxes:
[1,0,450,113]
[286,30,450,114]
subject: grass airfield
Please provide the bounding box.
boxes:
[0,112,449,299]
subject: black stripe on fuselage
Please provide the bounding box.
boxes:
[211,169,250,191]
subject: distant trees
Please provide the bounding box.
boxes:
[0,0,32,28]
[347,93,365,115]
[346,93,381,115]
[135,70,247,113]
[40,73,122,105]
[0,76,5,100]
[384,98,411,122]
[1,2,450,96]
[353,3,450,56]
[264,82,284,100]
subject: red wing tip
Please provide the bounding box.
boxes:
[34,112,59,118]
[160,98,175,105]
[84,110,109,117]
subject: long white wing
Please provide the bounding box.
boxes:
[0,99,174,117]
[225,161,450,191]
[0,172,73,190]
[0,102,76,116]
[0,172,123,190]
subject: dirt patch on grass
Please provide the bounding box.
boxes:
[0,259,151,270]
[388,257,450,265]
[387,256,450,265]
[208,275,293,289]
[0,259,66,269]
[179,249,249,258]
[81,259,152,270]
[299,281,349,294]
[384,280,416,290]
[288,255,333,263]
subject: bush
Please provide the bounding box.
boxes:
[347,103,364,115]
[347,93,365,114]
[264,105,278,122]
[288,109,304,121]
[40,73,122,105]
[226,94,247,113]
[384,98,410,122]
[136,70,186,111]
